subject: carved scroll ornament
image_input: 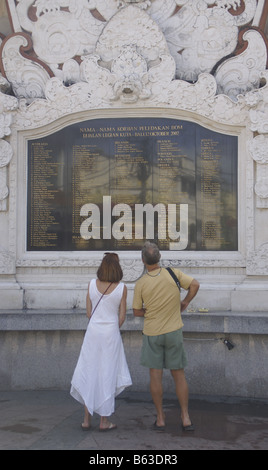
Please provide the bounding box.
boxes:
[2,0,267,103]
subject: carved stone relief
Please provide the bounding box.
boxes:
[0,245,15,274]
[2,1,267,102]
[1,34,52,102]
[247,242,268,275]
[249,134,268,209]
[0,70,17,210]
[0,0,267,277]
[215,29,267,101]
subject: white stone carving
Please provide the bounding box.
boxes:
[0,86,18,138]
[62,59,81,86]
[118,0,151,8]
[0,169,9,199]
[0,139,13,167]
[15,0,106,67]
[5,0,267,101]
[1,0,268,280]
[255,176,268,199]
[110,45,151,103]
[249,134,268,164]
[12,67,265,130]
[0,112,12,138]
[32,11,90,66]
[96,4,169,64]
[0,74,12,95]
[163,3,238,82]
[247,80,268,213]
[247,242,268,275]
[215,30,267,101]
[15,256,145,280]
[248,73,268,134]
[0,88,17,211]
[0,246,15,274]
[1,34,52,103]
[0,139,12,209]
[255,164,268,208]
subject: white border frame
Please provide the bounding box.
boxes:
[15,107,246,269]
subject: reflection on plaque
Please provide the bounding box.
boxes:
[27,118,238,251]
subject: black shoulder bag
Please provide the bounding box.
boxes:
[166,267,181,291]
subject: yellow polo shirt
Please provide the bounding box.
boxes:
[133,267,193,336]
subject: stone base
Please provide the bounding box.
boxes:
[0,309,267,398]
[0,282,24,309]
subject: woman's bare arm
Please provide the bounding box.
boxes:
[119,285,127,327]
[86,283,92,319]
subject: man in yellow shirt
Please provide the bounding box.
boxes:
[133,241,199,431]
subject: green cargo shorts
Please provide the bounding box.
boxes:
[140,329,187,370]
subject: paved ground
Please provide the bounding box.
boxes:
[0,390,268,452]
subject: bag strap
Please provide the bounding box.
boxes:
[166,267,181,291]
[90,282,113,318]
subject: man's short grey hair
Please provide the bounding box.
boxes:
[142,241,161,265]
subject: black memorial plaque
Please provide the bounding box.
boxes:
[27,117,238,251]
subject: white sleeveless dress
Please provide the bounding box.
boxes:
[70,279,132,416]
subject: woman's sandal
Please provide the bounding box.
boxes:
[153,420,165,431]
[182,422,195,431]
[81,423,91,431]
[99,422,117,432]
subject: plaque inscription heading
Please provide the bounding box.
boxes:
[27,118,238,251]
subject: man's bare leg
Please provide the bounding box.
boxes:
[171,369,192,427]
[149,368,165,427]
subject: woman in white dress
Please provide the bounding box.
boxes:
[70,253,132,431]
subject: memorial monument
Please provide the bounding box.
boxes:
[0,1,268,396]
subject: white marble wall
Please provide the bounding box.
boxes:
[0,1,267,312]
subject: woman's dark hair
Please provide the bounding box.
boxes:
[97,252,123,282]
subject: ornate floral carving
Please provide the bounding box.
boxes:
[164,3,239,82]
[1,34,52,103]
[0,139,13,168]
[0,85,18,139]
[255,176,268,199]
[248,74,268,133]
[255,165,268,208]
[96,4,169,64]
[0,74,11,94]
[0,169,9,200]
[14,0,105,68]
[0,84,17,211]
[0,139,12,208]
[248,134,268,164]
[215,30,267,101]
[118,0,151,8]
[121,259,145,281]
[247,242,268,275]
[4,0,267,101]
[15,256,145,281]
[111,45,151,103]
[0,112,12,138]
